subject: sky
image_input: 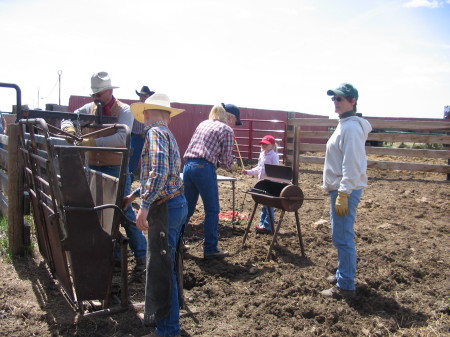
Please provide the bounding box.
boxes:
[0,0,449,119]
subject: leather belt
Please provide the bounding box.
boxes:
[154,191,182,206]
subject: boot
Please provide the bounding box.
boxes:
[113,260,121,274]
[135,257,146,272]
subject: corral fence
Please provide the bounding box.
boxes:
[234,119,287,164]
[286,118,450,179]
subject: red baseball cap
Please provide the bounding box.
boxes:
[260,135,275,145]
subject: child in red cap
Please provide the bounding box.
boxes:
[243,135,280,234]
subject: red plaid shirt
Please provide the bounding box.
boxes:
[183,119,234,170]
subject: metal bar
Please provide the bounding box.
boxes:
[243,190,323,201]
[120,237,129,307]
[22,110,117,123]
[81,125,118,138]
[294,210,305,257]
[0,83,21,120]
[47,124,83,142]
[53,145,128,152]
[63,204,136,227]
[242,202,258,245]
[82,303,145,318]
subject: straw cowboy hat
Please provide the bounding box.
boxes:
[131,93,185,124]
[91,71,119,94]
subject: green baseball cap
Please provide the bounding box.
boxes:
[327,83,359,100]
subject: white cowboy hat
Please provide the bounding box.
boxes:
[91,71,119,94]
[131,93,185,124]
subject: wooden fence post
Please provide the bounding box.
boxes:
[292,126,300,185]
[7,124,25,256]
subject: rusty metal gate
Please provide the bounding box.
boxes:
[18,117,138,315]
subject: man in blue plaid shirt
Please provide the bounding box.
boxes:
[127,93,186,337]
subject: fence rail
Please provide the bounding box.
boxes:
[287,118,450,176]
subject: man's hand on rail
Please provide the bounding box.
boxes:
[63,126,77,144]
[122,193,137,210]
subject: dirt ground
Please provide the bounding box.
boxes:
[0,157,449,337]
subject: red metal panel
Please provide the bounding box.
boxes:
[235,119,287,162]
[68,96,327,165]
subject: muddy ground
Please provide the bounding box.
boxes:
[0,158,449,337]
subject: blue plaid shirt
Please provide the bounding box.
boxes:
[137,121,183,210]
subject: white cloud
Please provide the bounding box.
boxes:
[403,0,445,8]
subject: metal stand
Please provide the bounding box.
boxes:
[242,203,305,261]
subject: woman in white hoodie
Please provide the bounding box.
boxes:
[321,83,372,299]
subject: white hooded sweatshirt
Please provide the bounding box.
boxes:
[323,116,372,194]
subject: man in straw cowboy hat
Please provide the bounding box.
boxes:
[182,102,242,260]
[61,71,147,273]
[124,93,186,337]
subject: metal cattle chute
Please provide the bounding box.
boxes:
[18,117,140,316]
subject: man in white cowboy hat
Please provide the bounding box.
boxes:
[129,85,155,182]
[123,93,186,337]
[61,71,148,273]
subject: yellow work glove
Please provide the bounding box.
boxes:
[63,126,76,135]
[335,192,349,216]
[78,138,96,147]
[63,126,77,144]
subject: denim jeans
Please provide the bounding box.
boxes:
[259,206,275,231]
[329,189,362,291]
[90,165,147,260]
[155,195,187,337]
[183,159,220,255]
[129,133,145,181]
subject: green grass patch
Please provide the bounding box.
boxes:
[0,216,35,259]
[0,216,10,258]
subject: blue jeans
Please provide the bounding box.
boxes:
[259,206,275,231]
[90,165,147,260]
[129,133,145,181]
[183,159,220,255]
[155,195,187,337]
[329,189,362,291]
